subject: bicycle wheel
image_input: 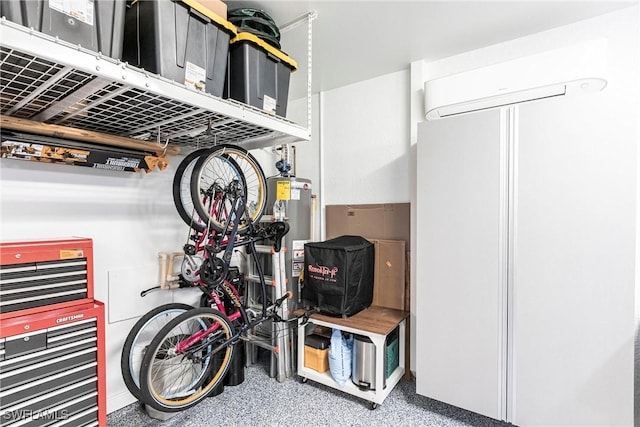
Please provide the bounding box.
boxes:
[172,148,212,233]
[139,307,235,412]
[190,145,267,234]
[120,303,194,401]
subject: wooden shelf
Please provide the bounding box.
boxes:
[298,306,408,336]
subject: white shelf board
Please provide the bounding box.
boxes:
[298,365,405,405]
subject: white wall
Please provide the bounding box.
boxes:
[321,70,411,206]
[252,94,322,239]
[285,73,413,240]
[0,157,206,412]
[289,95,322,240]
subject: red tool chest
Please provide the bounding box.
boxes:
[0,301,106,426]
[0,238,94,320]
[0,238,105,426]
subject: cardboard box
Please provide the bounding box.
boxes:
[197,0,228,19]
[325,203,412,379]
[325,203,410,245]
[304,345,329,373]
[371,239,405,311]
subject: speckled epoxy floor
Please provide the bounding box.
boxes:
[107,361,510,427]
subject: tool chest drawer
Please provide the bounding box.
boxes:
[0,259,90,316]
[0,238,94,320]
[0,302,106,426]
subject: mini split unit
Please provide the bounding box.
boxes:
[424,39,608,120]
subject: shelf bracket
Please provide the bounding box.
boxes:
[281,10,317,136]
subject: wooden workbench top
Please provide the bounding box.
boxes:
[295,306,408,336]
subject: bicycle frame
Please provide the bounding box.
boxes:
[187,186,234,253]
[183,163,260,274]
[174,182,278,358]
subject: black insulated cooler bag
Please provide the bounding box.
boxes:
[303,236,374,317]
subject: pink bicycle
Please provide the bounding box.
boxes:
[134,155,292,413]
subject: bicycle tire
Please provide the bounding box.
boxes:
[172,149,248,233]
[190,145,267,235]
[172,149,212,233]
[120,303,194,401]
[138,307,235,412]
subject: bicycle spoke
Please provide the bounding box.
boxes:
[139,308,235,412]
[120,304,194,400]
[190,146,267,235]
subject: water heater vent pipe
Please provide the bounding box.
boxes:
[275,144,296,176]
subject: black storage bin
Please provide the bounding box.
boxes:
[0,0,126,59]
[224,32,297,117]
[122,0,236,97]
[303,236,374,317]
[208,349,225,397]
[306,333,330,350]
[224,339,245,386]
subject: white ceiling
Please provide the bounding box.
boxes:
[225,1,637,99]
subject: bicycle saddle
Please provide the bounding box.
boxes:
[266,221,290,252]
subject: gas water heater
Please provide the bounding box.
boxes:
[265,146,312,311]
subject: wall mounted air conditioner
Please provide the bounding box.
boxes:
[424,39,607,120]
